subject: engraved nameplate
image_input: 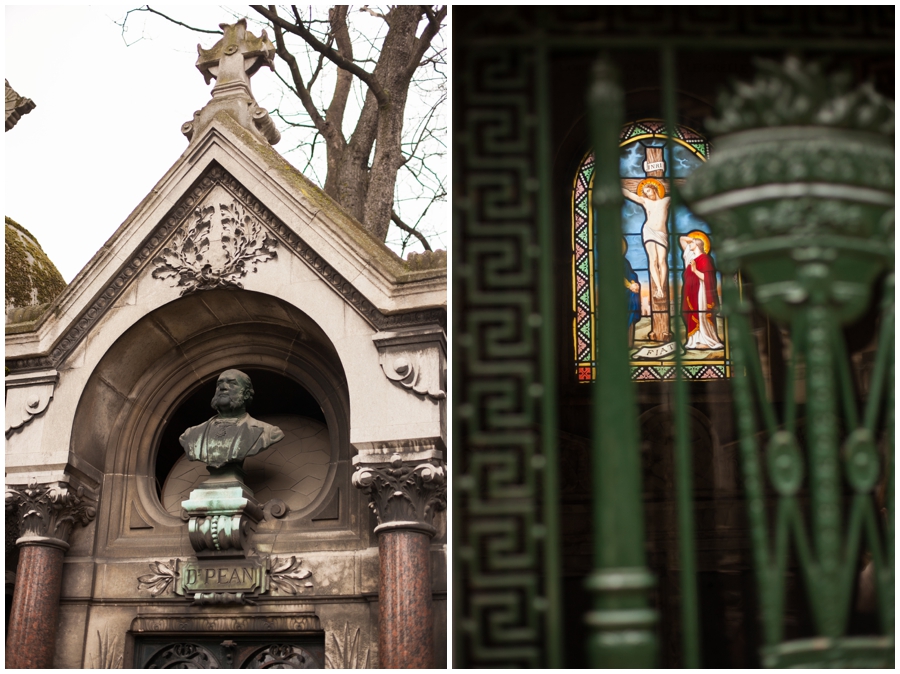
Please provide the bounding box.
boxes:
[181,559,265,596]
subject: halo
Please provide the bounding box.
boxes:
[687,230,711,254]
[636,178,666,198]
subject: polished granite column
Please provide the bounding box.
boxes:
[6,481,97,669]
[353,451,446,669]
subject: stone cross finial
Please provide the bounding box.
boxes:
[182,18,281,146]
[196,18,276,90]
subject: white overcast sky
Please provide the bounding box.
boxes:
[6,6,447,283]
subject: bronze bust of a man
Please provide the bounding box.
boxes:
[179,369,284,469]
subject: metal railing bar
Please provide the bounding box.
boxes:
[662,42,701,670]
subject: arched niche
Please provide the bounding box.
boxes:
[70,288,363,556]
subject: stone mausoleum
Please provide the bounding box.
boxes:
[5,21,447,669]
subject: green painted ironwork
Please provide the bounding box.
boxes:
[682,56,895,668]
[455,7,893,668]
[661,44,702,670]
[585,59,658,669]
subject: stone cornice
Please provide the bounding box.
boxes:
[6,162,446,374]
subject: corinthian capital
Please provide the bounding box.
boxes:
[6,481,98,549]
[352,452,446,536]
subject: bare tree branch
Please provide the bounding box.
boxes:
[404,5,446,80]
[268,20,331,141]
[251,5,388,106]
[391,210,432,251]
[135,6,222,35]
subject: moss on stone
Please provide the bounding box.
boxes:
[210,111,445,282]
[5,216,67,314]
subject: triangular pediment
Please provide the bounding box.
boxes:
[6,114,446,371]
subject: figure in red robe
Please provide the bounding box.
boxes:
[679,232,723,350]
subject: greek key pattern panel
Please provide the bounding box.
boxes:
[454,46,551,668]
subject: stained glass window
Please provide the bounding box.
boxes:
[573,119,730,383]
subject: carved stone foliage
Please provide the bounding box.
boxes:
[137,559,179,597]
[325,624,371,669]
[5,481,98,546]
[89,626,124,669]
[268,556,314,595]
[152,200,277,295]
[351,454,447,534]
[136,556,313,604]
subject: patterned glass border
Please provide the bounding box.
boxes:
[573,120,730,383]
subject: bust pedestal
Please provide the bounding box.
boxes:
[181,464,263,558]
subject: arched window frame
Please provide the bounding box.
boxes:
[572,119,731,383]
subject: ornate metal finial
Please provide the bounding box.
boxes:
[708,55,894,137]
[181,18,280,145]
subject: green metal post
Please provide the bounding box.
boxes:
[585,58,658,669]
[661,44,702,669]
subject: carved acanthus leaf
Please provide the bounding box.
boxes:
[138,559,180,597]
[6,481,98,544]
[152,200,277,296]
[351,454,447,530]
[267,556,313,595]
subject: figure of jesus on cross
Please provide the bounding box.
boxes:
[622,178,671,302]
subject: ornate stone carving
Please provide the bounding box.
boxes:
[152,202,278,296]
[186,19,281,146]
[6,165,445,375]
[378,353,446,400]
[267,556,314,595]
[4,370,58,437]
[137,555,313,603]
[5,481,98,547]
[131,614,321,633]
[351,453,447,535]
[88,626,124,669]
[326,624,371,669]
[374,327,446,401]
[137,559,180,597]
[5,79,36,132]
